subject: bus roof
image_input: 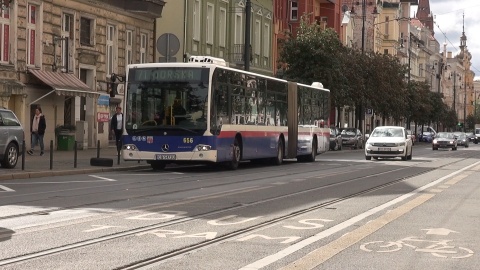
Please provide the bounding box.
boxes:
[127,61,329,93]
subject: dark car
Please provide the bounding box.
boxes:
[456,133,469,148]
[340,127,363,149]
[0,108,25,169]
[329,127,342,151]
[432,132,457,150]
[466,132,478,143]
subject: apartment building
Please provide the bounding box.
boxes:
[0,0,164,149]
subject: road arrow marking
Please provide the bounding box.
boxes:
[0,185,15,192]
[422,228,458,236]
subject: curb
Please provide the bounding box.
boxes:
[0,165,151,182]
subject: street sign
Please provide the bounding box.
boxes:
[366,108,373,115]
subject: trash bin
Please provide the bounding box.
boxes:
[57,134,75,151]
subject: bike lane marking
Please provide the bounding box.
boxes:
[239,160,480,270]
[0,185,15,192]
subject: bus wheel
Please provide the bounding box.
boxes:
[151,161,166,170]
[226,138,241,170]
[305,138,317,162]
[272,139,284,165]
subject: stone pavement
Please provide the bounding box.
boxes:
[0,146,150,181]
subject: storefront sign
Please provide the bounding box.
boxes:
[97,112,110,122]
[98,95,110,106]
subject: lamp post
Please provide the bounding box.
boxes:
[463,80,467,131]
[244,0,251,71]
[351,0,378,136]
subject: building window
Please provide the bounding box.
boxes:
[140,33,147,63]
[219,8,226,47]
[193,0,201,41]
[254,20,260,55]
[385,16,389,36]
[235,14,242,44]
[384,49,388,55]
[125,30,133,65]
[106,24,116,75]
[263,23,270,58]
[419,63,423,77]
[206,3,214,44]
[0,1,10,63]
[61,13,74,72]
[80,17,94,46]
[290,0,298,21]
[27,3,39,66]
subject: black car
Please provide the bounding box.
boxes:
[329,127,342,151]
[466,132,478,144]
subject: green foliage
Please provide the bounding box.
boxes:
[277,15,453,128]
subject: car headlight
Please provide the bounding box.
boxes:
[433,139,437,144]
[195,144,212,151]
[397,142,405,146]
[449,141,454,144]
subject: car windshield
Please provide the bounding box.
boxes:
[340,129,356,136]
[371,128,403,137]
[436,132,454,139]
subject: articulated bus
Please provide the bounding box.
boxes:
[121,56,330,170]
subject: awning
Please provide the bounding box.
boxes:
[29,69,99,98]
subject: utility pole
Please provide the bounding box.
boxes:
[464,79,467,131]
[453,71,456,113]
[244,0,251,71]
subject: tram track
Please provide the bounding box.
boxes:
[1,154,474,267]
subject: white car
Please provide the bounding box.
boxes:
[365,126,413,161]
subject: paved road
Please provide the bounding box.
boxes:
[1,143,479,269]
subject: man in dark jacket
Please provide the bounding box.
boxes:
[27,106,46,156]
[110,106,123,152]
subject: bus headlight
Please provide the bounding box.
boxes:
[195,144,212,151]
[123,144,138,151]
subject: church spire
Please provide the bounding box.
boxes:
[416,0,434,35]
[460,12,467,51]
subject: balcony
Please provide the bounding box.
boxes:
[231,44,253,65]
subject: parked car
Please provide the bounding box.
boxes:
[466,132,478,143]
[432,132,457,150]
[406,129,416,145]
[456,133,469,148]
[329,127,342,151]
[340,127,363,149]
[0,108,25,169]
[365,126,413,161]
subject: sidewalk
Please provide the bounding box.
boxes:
[0,146,150,181]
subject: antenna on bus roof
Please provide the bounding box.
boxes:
[188,56,227,67]
[311,82,324,88]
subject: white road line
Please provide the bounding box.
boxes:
[239,160,480,270]
[88,175,117,181]
[0,185,15,192]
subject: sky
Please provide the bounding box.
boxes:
[411,0,480,80]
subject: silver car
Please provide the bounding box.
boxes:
[0,108,25,168]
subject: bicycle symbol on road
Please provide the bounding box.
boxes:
[360,236,474,259]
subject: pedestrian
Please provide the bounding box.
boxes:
[110,106,123,152]
[27,106,46,156]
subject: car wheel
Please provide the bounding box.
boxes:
[407,147,413,160]
[373,156,379,160]
[401,150,407,161]
[1,143,19,169]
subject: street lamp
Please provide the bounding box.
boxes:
[449,72,461,113]
[463,80,467,131]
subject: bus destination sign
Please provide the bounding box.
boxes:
[131,68,203,82]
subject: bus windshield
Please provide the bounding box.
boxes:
[125,67,209,133]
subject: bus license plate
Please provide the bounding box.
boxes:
[155,154,176,160]
[378,147,391,151]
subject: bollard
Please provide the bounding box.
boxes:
[74,140,78,168]
[97,140,100,158]
[117,148,121,165]
[22,140,26,171]
[50,140,53,170]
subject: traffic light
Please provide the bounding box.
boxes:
[457,122,463,128]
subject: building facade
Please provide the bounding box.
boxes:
[0,0,164,150]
